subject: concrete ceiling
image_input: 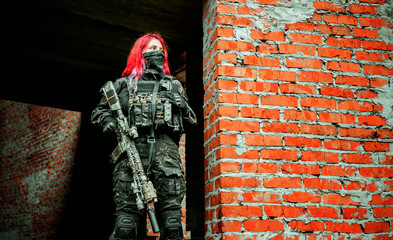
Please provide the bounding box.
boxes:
[1,0,202,111]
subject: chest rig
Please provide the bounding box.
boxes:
[127,78,183,133]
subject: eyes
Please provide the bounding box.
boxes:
[146,45,164,52]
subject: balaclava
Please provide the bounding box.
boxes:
[143,50,164,73]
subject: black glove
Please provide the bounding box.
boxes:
[102,116,118,135]
[160,91,187,109]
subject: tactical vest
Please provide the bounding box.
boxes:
[127,79,183,133]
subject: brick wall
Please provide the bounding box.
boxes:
[0,99,81,239]
[203,0,393,239]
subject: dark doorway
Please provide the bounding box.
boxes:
[1,0,204,239]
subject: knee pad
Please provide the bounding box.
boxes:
[160,210,183,240]
[113,215,139,240]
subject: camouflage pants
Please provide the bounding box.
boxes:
[111,133,185,239]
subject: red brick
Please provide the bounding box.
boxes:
[284,136,322,148]
[300,97,336,109]
[290,220,325,232]
[317,47,352,59]
[298,71,333,83]
[217,4,236,14]
[338,100,374,112]
[353,28,379,38]
[356,51,383,62]
[373,207,393,218]
[215,176,261,189]
[282,163,320,175]
[244,134,282,146]
[284,110,318,121]
[217,79,238,90]
[349,4,378,14]
[241,107,280,119]
[363,41,393,51]
[301,124,337,136]
[320,86,354,98]
[370,78,388,87]
[360,17,391,28]
[256,43,279,53]
[327,61,361,73]
[243,55,281,67]
[288,33,323,44]
[364,64,393,76]
[260,69,296,82]
[359,167,393,177]
[250,30,285,41]
[241,162,280,173]
[217,106,239,117]
[283,192,321,203]
[342,153,373,164]
[218,92,258,104]
[243,220,284,232]
[342,208,368,219]
[314,1,345,12]
[210,162,240,178]
[301,151,339,163]
[263,122,299,133]
[325,221,362,233]
[321,165,357,176]
[335,75,370,87]
[260,95,298,107]
[319,112,356,124]
[217,120,260,132]
[323,194,360,206]
[243,191,281,203]
[216,147,260,159]
[218,206,262,218]
[210,192,240,206]
[358,115,387,126]
[217,14,253,27]
[215,66,257,79]
[261,149,298,161]
[212,221,242,233]
[326,37,361,48]
[304,178,342,190]
[306,206,339,218]
[285,22,314,31]
[214,52,237,65]
[376,129,393,139]
[240,81,278,93]
[323,14,357,25]
[280,44,315,55]
[215,40,255,52]
[364,222,390,233]
[316,24,351,36]
[355,89,379,99]
[280,83,316,94]
[325,140,360,151]
[364,141,390,152]
[369,194,393,205]
[287,58,322,69]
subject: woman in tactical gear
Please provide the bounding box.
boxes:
[91,33,197,240]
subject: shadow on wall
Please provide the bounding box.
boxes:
[55,114,116,239]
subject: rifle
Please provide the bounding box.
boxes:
[101,81,160,233]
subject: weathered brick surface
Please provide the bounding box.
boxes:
[0,99,81,239]
[203,0,393,238]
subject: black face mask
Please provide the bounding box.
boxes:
[143,50,164,72]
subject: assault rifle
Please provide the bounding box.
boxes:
[101,81,160,233]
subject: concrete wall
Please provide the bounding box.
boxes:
[0,99,81,239]
[203,0,393,239]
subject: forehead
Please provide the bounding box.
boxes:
[147,39,163,47]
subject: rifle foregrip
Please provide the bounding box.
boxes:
[147,203,160,233]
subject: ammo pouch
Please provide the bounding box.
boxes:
[128,80,183,132]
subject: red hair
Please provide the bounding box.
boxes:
[121,33,171,80]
